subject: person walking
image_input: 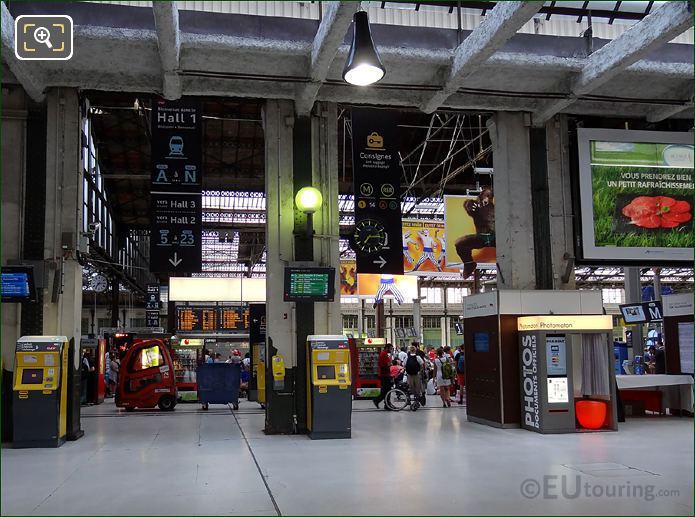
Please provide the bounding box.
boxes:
[397,346,408,366]
[404,346,425,402]
[373,344,394,410]
[109,352,119,398]
[455,346,466,404]
[434,348,453,407]
[80,350,94,404]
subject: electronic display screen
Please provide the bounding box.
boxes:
[1,266,37,303]
[474,332,490,353]
[21,368,43,384]
[454,322,464,335]
[620,303,648,324]
[283,267,335,302]
[316,365,336,380]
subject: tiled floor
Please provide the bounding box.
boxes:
[2,398,693,515]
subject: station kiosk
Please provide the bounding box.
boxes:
[463,289,607,429]
[13,336,69,447]
[306,335,352,439]
[517,315,618,433]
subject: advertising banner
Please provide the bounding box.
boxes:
[339,260,358,296]
[356,274,417,304]
[402,220,459,276]
[578,129,694,263]
[351,108,403,275]
[444,193,496,278]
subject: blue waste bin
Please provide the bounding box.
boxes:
[197,363,241,410]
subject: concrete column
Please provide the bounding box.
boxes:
[357,299,365,337]
[440,317,448,347]
[545,115,576,289]
[41,88,83,357]
[310,102,341,335]
[264,99,296,434]
[1,86,28,369]
[489,112,535,289]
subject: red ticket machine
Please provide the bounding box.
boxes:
[349,337,385,398]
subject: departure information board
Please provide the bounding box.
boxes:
[283,267,335,302]
[176,306,249,332]
[218,307,250,331]
[176,308,217,332]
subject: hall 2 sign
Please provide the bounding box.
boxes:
[520,334,540,430]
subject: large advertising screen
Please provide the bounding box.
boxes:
[402,220,460,276]
[444,194,496,278]
[577,129,694,263]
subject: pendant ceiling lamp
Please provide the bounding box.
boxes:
[343,11,385,86]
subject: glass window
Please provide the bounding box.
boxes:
[422,287,442,304]
[602,288,625,304]
[130,345,164,371]
[422,315,440,329]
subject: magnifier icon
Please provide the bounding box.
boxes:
[33,26,53,49]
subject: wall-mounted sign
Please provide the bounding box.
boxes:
[517,315,613,332]
[577,129,694,264]
[150,98,202,273]
[619,301,663,324]
[520,334,540,430]
[351,108,403,275]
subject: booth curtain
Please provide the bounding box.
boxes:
[581,333,610,397]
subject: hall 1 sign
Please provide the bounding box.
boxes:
[351,108,403,275]
[145,283,160,328]
[150,98,202,273]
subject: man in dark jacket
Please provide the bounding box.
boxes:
[373,344,394,410]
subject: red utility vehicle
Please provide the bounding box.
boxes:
[115,339,177,411]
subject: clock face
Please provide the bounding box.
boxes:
[93,275,108,293]
[354,219,387,254]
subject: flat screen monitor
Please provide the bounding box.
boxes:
[21,368,43,384]
[316,365,336,380]
[1,266,37,303]
[473,332,489,353]
[454,322,464,335]
[620,303,648,324]
[283,267,335,302]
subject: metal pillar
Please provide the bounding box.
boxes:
[624,267,643,360]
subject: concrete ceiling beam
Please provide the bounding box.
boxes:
[0,2,46,102]
[534,1,693,125]
[420,1,544,114]
[152,1,181,100]
[295,1,359,116]
[646,97,694,123]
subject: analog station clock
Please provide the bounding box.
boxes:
[92,274,109,293]
[353,219,387,254]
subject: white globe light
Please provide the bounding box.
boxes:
[344,63,385,86]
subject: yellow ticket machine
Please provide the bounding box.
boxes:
[306,335,352,439]
[13,336,69,447]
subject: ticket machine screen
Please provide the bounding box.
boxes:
[316,366,336,380]
[21,368,43,384]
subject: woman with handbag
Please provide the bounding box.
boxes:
[433,347,453,407]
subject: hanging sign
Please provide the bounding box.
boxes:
[149,98,202,273]
[351,108,403,275]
